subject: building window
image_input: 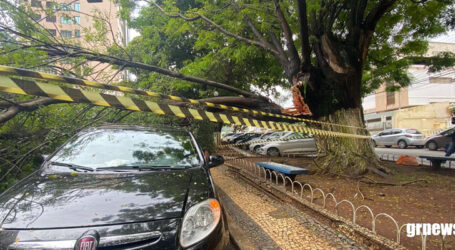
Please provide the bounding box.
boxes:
[46,1,57,9]
[75,29,80,37]
[61,30,72,37]
[60,16,72,24]
[386,91,395,105]
[385,82,396,106]
[74,2,80,11]
[31,0,41,7]
[47,29,56,36]
[60,3,72,11]
[74,16,80,24]
[46,15,56,22]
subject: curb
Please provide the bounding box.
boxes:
[225,212,256,250]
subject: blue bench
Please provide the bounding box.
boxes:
[419,156,455,170]
[256,162,310,180]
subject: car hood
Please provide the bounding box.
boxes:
[425,134,442,141]
[0,168,211,229]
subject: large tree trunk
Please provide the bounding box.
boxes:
[313,107,382,177]
[293,62,383,177]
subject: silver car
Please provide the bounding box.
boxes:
[371,128,425,149]
[258,133,317,157]
[249,131,291,153]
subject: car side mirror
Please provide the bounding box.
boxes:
[207,155,224,168]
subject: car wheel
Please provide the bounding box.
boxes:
[267,147,280,157]
[372,140,377,147]
[385,145,392,148]
[427,141,438,151]
[416,145,424,149]
[254,145,261,153]
[398,140,408,149]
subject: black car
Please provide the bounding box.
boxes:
[0,125,228,249]
[425,128,455,151]
[231,133,256,144]
[236,133,261,144]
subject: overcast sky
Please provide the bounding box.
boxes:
[430,30,455,43]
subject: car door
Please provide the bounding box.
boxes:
[287,138,316,153]
[278,133,302,153]
[439,129,455,148]
[375,130,391,145]
[390,129,403,145]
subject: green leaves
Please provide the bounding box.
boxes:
[364,0,454,95]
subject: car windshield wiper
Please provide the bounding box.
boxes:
[49,161,94,172]
[97,165,185,171]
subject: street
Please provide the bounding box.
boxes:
[375,147,446,157]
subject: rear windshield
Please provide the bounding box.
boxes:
[50,129,199,170]
[406,129,422,134]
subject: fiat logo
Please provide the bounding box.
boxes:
[74,230,99,250]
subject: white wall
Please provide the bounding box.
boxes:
[407,66,455,106]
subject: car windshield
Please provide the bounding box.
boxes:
[441,128,455,136]
[49,129,200,170]
[267,132,283,139]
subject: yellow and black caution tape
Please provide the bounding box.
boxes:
[217,135,313,148]
[0,65,366,130]
[0,75,369,139]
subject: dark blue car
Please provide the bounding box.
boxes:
[0,125,228,249]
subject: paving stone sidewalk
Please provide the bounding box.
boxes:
[211,166,364,250]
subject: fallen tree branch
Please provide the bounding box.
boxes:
[0,98,67,124]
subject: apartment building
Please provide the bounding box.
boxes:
[362,42,455,134]
[26,0,128,81]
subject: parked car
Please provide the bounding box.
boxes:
[249,131,290,153]
[236,133,261,144]
[225,133,244,143]
[230,133,256,144]
[221,132,235,142]
[257,133,317,157]
[0,125,228,249]
[371,128,425,149]
[236,133,262,149]
[425,127,455,151]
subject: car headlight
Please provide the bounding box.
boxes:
[179,199,221,248]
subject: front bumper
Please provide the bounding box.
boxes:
[1,217,228,250]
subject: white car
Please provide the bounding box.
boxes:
[258,134,317,157]
[249,131,291,152]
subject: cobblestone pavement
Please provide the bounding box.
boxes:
[211,166,364,250]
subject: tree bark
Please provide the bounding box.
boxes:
[313,107,382,177]
[293,54,382,176]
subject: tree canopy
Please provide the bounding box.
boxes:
[1,0,455,179]
[117,0,455,117]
